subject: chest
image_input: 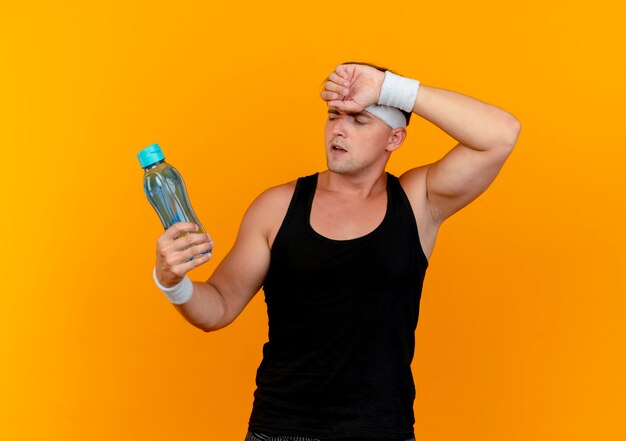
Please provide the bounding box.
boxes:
[309,190,388,241]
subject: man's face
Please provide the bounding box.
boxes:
[324,106,398,175]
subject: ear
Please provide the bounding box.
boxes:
[385,127,407,152]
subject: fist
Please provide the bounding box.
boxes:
[155,222,214,288]
[320,64,385,113]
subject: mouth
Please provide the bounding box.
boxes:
[331,143,347,152]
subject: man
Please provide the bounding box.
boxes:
[152,62,521,441]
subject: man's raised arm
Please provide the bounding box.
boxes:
[320,63,521,224]
[404,84,521,223]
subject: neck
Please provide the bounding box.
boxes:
[320,169,388,198]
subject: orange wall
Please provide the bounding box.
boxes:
[1,1,624,440]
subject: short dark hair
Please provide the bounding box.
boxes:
[321,61,412,127]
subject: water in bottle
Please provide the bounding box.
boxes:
[137,143,210,261]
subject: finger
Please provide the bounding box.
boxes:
[328,72,350,87]
[165,222,197,241]
[179,245,213,267]
[320,90,346,102]
[163,233,212,270]
[323,79,350,96]
[160,226,205,261]
[325,100,345,110]
[326,99,363,113]
[186,241,213,260]
[196,232,214,250]
[170,246,201,267]
[334,64,351,80]
[169,252,212,279]
[175,232,212,253]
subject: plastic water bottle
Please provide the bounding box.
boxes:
[137,143,210,261]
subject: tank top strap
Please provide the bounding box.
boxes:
[386,172,429,268]
[290,173,318,221]
[299,173,319,208]
[387,172,409,217]
[271,173,318,252]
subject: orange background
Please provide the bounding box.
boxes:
[1,1,625,440]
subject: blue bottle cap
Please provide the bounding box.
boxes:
[137,143,165,168]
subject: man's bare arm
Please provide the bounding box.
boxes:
[402,85,521,224]
[171,197,269,332]
[169,184,293,332]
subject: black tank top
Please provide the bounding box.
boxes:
[248,172,429,440]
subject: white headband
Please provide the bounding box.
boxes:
[364,105,407,129]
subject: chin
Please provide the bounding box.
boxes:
[327,162,356,175]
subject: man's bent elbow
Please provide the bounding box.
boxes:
[503,115,521,151]
[201,320,231,333]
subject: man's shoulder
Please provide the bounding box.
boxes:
[243,178,298,222]
[398,165,429,199]
[240,178,300,244]
[398,165,440,227]
[256,179,298,205]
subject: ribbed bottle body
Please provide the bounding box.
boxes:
[142,160,208,261]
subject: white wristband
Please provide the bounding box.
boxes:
[377,71,420,113]
[153,266,193,305]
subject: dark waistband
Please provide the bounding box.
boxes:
[245,431,416,441]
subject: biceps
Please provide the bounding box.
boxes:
[426,143,513,222]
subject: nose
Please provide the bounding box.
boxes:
[330,115,348,137]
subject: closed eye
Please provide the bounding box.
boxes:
[328,114,368,125]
